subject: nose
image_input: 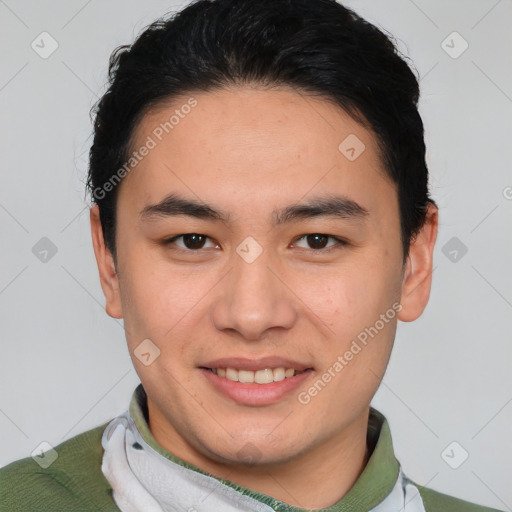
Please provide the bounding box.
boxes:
[210,247,298,341]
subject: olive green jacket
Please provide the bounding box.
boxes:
[0,385,504,512]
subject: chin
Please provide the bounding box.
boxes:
[206,433,305,467]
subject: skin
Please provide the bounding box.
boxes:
[90,85,438,509]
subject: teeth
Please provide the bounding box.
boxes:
[273,367,285,382]
[226,368,238,382]
[255,368,273,384]
[238,370,254,383]
[212,367,299,384]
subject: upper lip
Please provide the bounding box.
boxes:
[200,357,313,372]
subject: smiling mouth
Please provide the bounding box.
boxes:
[202,367,310,384]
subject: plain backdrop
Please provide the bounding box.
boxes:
[1,0,511,509]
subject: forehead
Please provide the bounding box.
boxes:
[120,86,396,222]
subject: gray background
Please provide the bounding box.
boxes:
[1,0,511,509]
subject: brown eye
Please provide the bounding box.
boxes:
[181,234,207,250]
[164,233,218,251]
[306,234,329,249]
[293,233,346,251]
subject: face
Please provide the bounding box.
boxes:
[91,86,437,471]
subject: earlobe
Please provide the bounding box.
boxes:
[90,205,123,319]
[398,202,438,322]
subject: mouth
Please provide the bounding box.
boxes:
[198,359,314,406]
[201,367,308,384]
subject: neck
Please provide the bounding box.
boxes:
[147,402,371,509]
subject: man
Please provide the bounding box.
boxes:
[0,0,503,510]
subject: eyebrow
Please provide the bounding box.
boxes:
[139,193,369,225]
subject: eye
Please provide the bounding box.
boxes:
[163,233,219,251]
[292,233,347,251]
[162,233,346,253]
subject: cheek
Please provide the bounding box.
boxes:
[117,251,194,344]
[309,261,401,340]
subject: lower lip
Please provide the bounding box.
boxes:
[200,368,313,406]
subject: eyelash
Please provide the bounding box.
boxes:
[162,233,348,253]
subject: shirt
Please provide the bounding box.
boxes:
[0,384,503,511]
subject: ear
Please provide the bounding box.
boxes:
[90,204,123,319]
[398,202,438,322]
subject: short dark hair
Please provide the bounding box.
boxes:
[86,0,435,266]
